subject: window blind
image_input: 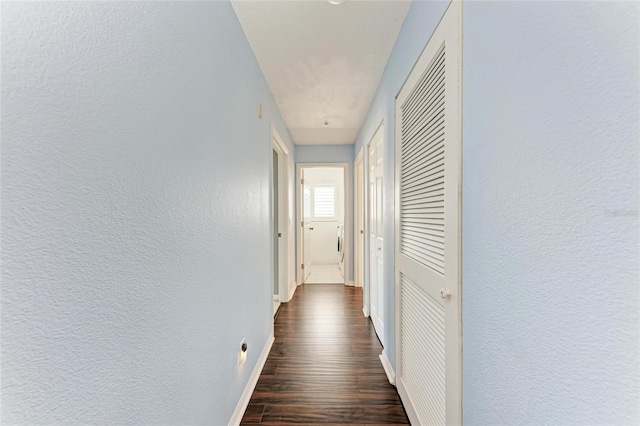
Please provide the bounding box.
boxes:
[313,186,336,219]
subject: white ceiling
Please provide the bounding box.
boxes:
[231,0,412,145]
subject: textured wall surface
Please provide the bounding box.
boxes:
[1,2,294,424]
[462,2,639,424]
[296,145,355,282]
[353,0,449,370]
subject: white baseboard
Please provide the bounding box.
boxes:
[287,281,297,302]
[362,306,369,317]
[379,350,396,386]
[228,332,274,426]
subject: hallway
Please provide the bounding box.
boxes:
[2,1,637,424]
[241,285,409,424]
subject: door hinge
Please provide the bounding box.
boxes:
[278,232,282,238]
[301,221,304,227]
[300,178,304,185]
[301,264,304,270]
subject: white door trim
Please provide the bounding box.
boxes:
[296,163,350,286]
[271,126,292,305]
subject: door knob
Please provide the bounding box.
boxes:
[440,288,450,299]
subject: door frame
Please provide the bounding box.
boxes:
[296,163,350,286]
[271,126,291,310]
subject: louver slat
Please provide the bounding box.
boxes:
[402,154,444,183]
[400,49,445,142]
[402,94,445,144]
[401,114,444,160]
[401,53,445,123]
[400,274,446,425]
[400,45,446,276]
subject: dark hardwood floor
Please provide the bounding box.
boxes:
[241,284,409,425]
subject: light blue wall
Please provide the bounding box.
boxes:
[356,0,638,422]
[296,145,355,282]
[296,144,355,164]
[462,2,639,424]
[1,2,294,424]
[353,0,450,369]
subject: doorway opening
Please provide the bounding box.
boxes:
[297,164,348,285]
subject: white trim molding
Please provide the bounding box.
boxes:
[379,350,396,386]
[287,280,297,302]
[228,333,275,426]
[363,306,370,318]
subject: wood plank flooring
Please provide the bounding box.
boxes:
[241,284,409,425]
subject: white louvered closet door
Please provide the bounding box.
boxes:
[394,2,462,425]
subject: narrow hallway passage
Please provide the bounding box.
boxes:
[241,285,409,424]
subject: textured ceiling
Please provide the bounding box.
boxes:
[231,0,412,145]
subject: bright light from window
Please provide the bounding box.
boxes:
[313,186,335,219]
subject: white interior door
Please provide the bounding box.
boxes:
[302,171,312,282]
[355,154,364,290]
[272,130,290,304]
[368,124,384,342]
[394,2,462,425]
[272,149,280,314]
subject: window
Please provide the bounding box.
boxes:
[312,185,336,220]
